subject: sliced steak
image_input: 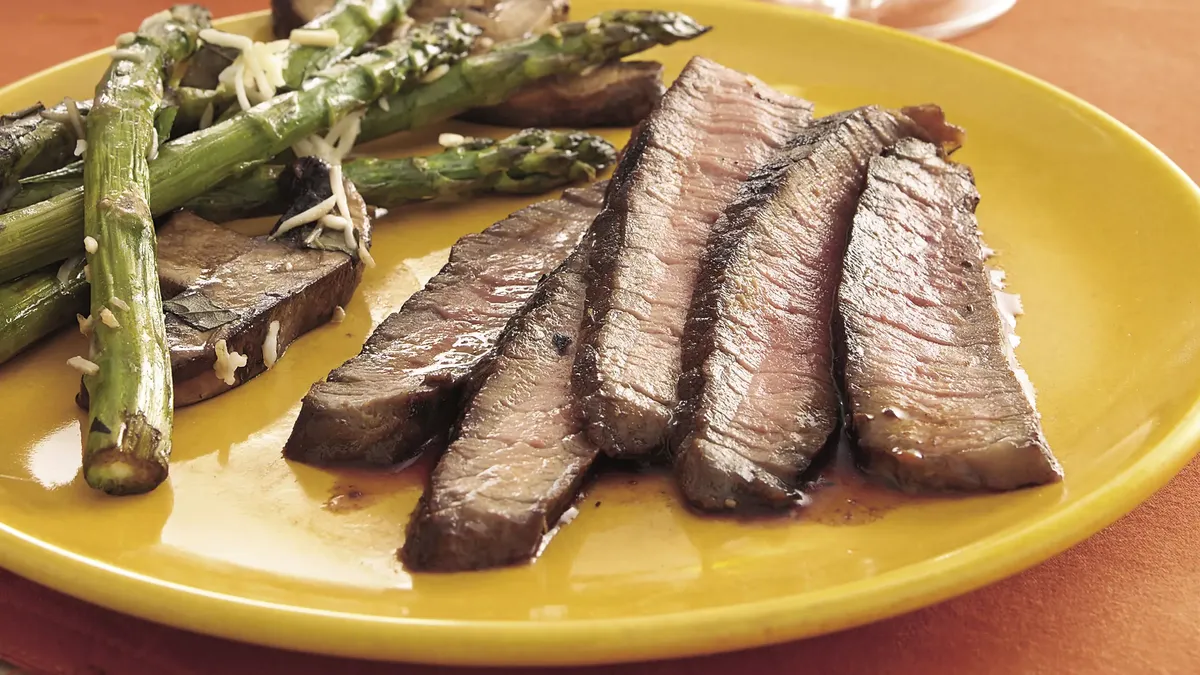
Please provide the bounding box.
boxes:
[284,182,605,466]
[403,246,594,572]
[574,56,814,459]
[673,106,964,512]
[460,61,666,129]
[837,138,1062,492]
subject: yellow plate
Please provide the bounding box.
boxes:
[2,0,1199,666]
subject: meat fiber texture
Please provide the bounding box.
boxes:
[285,183,604,466]
[673,106,959,512]
[573,56,815,460]
[837,138,1062,492]
[403,245,595,572]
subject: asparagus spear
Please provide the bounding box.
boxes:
[0,260,87,365]
[0,17,478,285]
[177,0,412,130]
[0,128,610,362]
[359,10,711,141]
[6,161,83,211]
[0,0,410,192]
[184,129,617,221]
[79,6,211,495]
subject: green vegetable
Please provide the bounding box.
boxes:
[0,0,411,195]
[0,101,90,204]
[0,260,87,365]
[184,128,617,221]
[0,16,478,284]
[79,5,210,495]
[359,10,711,141]
[176,0,411,130]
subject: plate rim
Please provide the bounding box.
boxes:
[2,1,1199,666]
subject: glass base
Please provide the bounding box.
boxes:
[860,0,1017,39]
[768,0,1017,39]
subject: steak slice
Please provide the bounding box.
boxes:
[574,56,814,459]
[672,106,965,512]
[837,138,1062,492]
[284,182,605,466]
[403,246,594,572]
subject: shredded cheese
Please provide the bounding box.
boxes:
[110,296,130,312]
[200,28,253,51]
[115,32,136,48]
[204,28,290,112]
[289,28,340,48]
[585,17,602,31]
[377,97,390,112]
[199,101,215,130]
[273,195,337,237]
[76,314,94,337]
[357,241,375,268]
[111,48,144,63]
[213,339,248,385]
[83,236,98,254]
[330,163,351,221]
[39,109,71,124]
[147,126,159,161]
[56,254,83,285]
[420,64,451,84]
[438,132,466,149]
[64,98,85,139]
[99,308,120,329]
[331,306,346,323]
[263,320,281,369]
[67,356,100,377]
[320,213,358,251]
[74,139,87,157]
[233,63,252,112]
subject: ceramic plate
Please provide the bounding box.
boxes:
[2,0,1199,666]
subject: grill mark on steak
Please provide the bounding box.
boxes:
[284,182,605,466]
[402,245,595,572]
[672,106,965,512]
[837,138,1062,492]
[573,56,815,459]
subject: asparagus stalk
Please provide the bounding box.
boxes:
[7,161,84,211]
[179,0,412,128]
[0,128,611,362]
[184,129,617,221]
[0,0,410,191]
[79,6,210,495]
[0,17,478,284]
[359,10,711,142]
[0,260,87,365]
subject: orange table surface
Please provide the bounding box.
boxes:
[2,1,1199,673]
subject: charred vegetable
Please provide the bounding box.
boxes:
[181,129,616,222]
[0,17,479,284]
[0,102,91,205]
[273,0,570,43]
[358,10,711,142]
